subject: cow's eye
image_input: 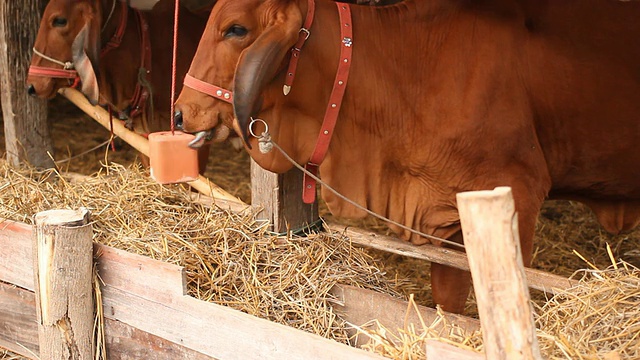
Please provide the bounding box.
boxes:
[52,17,68,27]
[224,25,248,38]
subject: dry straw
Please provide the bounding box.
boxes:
[3,161,640,359]
[0,161,404,345]
[356,256,640,359]
[355,295,483,359]
[535,257,640,359]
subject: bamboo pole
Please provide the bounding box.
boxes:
[33,208,94,359]
[58,87,245,205]
[456,187,542,360]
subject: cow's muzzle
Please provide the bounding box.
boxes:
[174,109,214,149]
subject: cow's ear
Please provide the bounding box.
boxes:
[72,23,100,104]
[84,3,101,76]
[232,1,302,148]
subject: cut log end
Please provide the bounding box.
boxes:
[34,208,90,227]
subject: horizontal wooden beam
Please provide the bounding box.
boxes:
[330,284,481,347]
[0,219,33,291]
[2,282,486,360]
[327,223,577,294]
[0,282,212,360]
[425,340,484,360]
[0,282,38,358]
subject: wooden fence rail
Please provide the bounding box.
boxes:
[1,217,482,359]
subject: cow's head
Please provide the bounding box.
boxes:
[174,0,305,160]
[26,0,102,103]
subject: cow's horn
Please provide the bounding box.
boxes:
[233,3,301,148]
[72,23,100,104]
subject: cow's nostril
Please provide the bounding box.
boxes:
[27,84,36,97]
[173,110,183,130]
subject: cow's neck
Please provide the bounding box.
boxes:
[247,0,470,242]
[98,0,140,111]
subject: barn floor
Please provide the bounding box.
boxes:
[1,96,639,320]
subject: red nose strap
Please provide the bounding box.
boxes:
[183,74,233,104]
[28,65,78,79]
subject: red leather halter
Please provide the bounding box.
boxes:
[183,0,353,204]
[184,74,233,104]
[302,3,352,203]
[29,0,152,121]
[127,8,153,119]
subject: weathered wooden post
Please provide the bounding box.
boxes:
[456,187,542,360]
[0,0,54,168]
[33,208,94,359]
[251,161,319,234]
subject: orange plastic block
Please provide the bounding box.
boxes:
[148,131,199,184]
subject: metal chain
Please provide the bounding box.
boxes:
[268,140,465,249]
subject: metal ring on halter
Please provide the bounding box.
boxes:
[249,118,269,138]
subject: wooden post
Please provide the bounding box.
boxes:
[33,208,94,359]
[251,160,319,234]
[456,187,542,360]
[0,0,54,168]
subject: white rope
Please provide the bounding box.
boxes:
[102,0,118,33]
[268,140,465,249]
[32,48,74,69]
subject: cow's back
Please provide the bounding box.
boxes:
[520,0,640,232]
[521,0,640,193]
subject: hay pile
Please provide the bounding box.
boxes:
[536,260,640,359]
[0,161,404,344]
[0,350,21,360]
[3,161,640,359]
[356,296,483,359]
[355,259,640,359]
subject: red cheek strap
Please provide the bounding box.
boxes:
[28,65,78,79]
[183,74,234,104]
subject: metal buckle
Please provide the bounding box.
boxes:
[299,27,310,40]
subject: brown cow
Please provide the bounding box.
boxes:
[26,0,211,166]
[174,0,640,313]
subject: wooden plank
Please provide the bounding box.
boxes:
[0,282,38,359]
[328,223,576,294]
[424,340,484,360]
[458,187,542,360]
[251,160,319,233]
[0,219,33,291]
[96,244,187,305]
[102,286,385,360]
[330,285,480,347]
[103,319,211,360]
[0,0,54,168]
[1,217,188,304]
[0,283,215,360]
